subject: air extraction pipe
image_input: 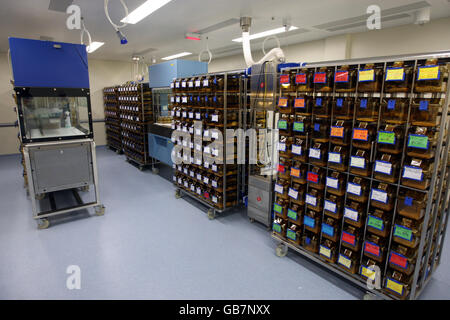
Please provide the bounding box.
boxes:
[240,17,286,68]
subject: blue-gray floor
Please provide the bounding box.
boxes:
[0,146,449,300]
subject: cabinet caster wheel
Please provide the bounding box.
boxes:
[275,244,288,257]
[80,186,89,192]
[249,218,255,223]
[175,190,181,199]
[37,219,50,230]
[139,166,144,171]
[115,149,121,154]
[207,209,216,220]
[35,193,45,201]
[152,167,159,175]
[95,205,105,216]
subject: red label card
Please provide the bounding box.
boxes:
[335,71,349,82]
[296,73,307,84]
[390,252,408,269]
[314,72,326,83]
[342,232,356,246]
[280,75,290,84]
[204,192,210,199]
[294,98,305,108]
[307,172,319,183]
[365,242,380,257]
[278,164,286,173]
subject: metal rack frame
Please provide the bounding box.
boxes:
[273,51,450,300]
[172,70,247,219]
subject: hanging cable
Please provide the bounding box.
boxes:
[262,35,281,56]
[80,17,92,50]
[198,36,212,64]
[104,0,129,44]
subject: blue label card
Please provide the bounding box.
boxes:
[404,196,413,206]
[316,98,323,106]
[360,99,368,109]
[387,99,396,110]
[304,216,315,229]
[322,223,334,237]
[337,98,343,107]
[419,100,429,111]
[314,123,321,132]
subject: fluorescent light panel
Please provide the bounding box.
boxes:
[161,52,192,60]
[232,26,299,42]
[86,41,104,53]
[121,0,172,24]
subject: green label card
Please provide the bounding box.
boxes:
[368,215,384,231]
[274,203,282,213]
[293,122,304,132]
[273,223,282,233]
[287,229,296,240]
[378,132,396,144]
[278,120,287,130]
[394,225,413,241]
[287,209,298,220]
[408,135,429,149]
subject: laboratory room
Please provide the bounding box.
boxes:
[0,0,450,310]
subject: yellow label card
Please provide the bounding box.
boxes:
[386,278,404,295]
[386,68,404,81]
[418,66,440,81]
[359,69,375,82]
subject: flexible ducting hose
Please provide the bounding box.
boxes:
[104,0,128,31]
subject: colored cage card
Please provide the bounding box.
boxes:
[324,200,337,213]
[403,166,423,181]
[364,241,381,257]
[408,134,429,150]
[374,160,392,175]
[320,245,332,259]
[290,167,301,178]
[294,98,305,108]
[328,152,341,164]
[330,126,345,138]
[304,215,315,228]
[296,73,307,84]
[377,131,396,145]
[273,223,282,233]
[386,278,404,296]
[335,70,349,83]
[389,252,408,269]
[322,223,334,237]
[293,122,304,132]
[280,75,290,84]
[278,98,288,107]
[367,215,384,231]
[306,194,317,207]
[307,172,319,184]
[287,229,297,241]
[353,128,369,141]
[394,225,413,242]
[417,65,440,81]
[314,72,327,83]
[358,69,375,82]
[326,177,339,189]
[342,231,356,246]
[278,120,288,130]
[287,209,298,221]
[385,67,405,81]
[371,189,388,204]
[273,203,283,214]
[338,254,352,269]
[292,145,302,155]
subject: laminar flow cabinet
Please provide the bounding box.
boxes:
[9,37,105,229]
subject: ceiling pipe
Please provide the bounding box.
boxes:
[240,17,286,68]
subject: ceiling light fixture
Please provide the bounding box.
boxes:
[161,52,192,60]
[86,41,105,53]
[121,0,173,24]
[232,26,299,42]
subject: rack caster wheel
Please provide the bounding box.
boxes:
[139,166,144,171]
[363,293,379,300]
[80,186,89,192]
[95,205,105,216]
[35,193,45,201]
[37,219,50,230]
[207,209,216,220]
[115,149,121,154]
[152,167,159,175]
[249,218,255,223]
[175,190,181,199]
[275,244,288,257]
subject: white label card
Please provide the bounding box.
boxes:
[351,156,365,169]
[324,200,337,213]
[309,148,321,159]
[288,188,298,200]
[326,177,339,189]
[344,207,359,221]
[292,145,302,155]
[375,161,392,175]
[329,152,341,164]
[371,189,388,203]
[278,143,286,152]
[347,183,362,196]
[212,115,219,122]
[403,166,423,181]
[306,194,317,206]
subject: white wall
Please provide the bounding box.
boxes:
[209,17,450,72]
[0,57,133,155]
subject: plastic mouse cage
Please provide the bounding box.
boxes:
[271,51,450,300]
